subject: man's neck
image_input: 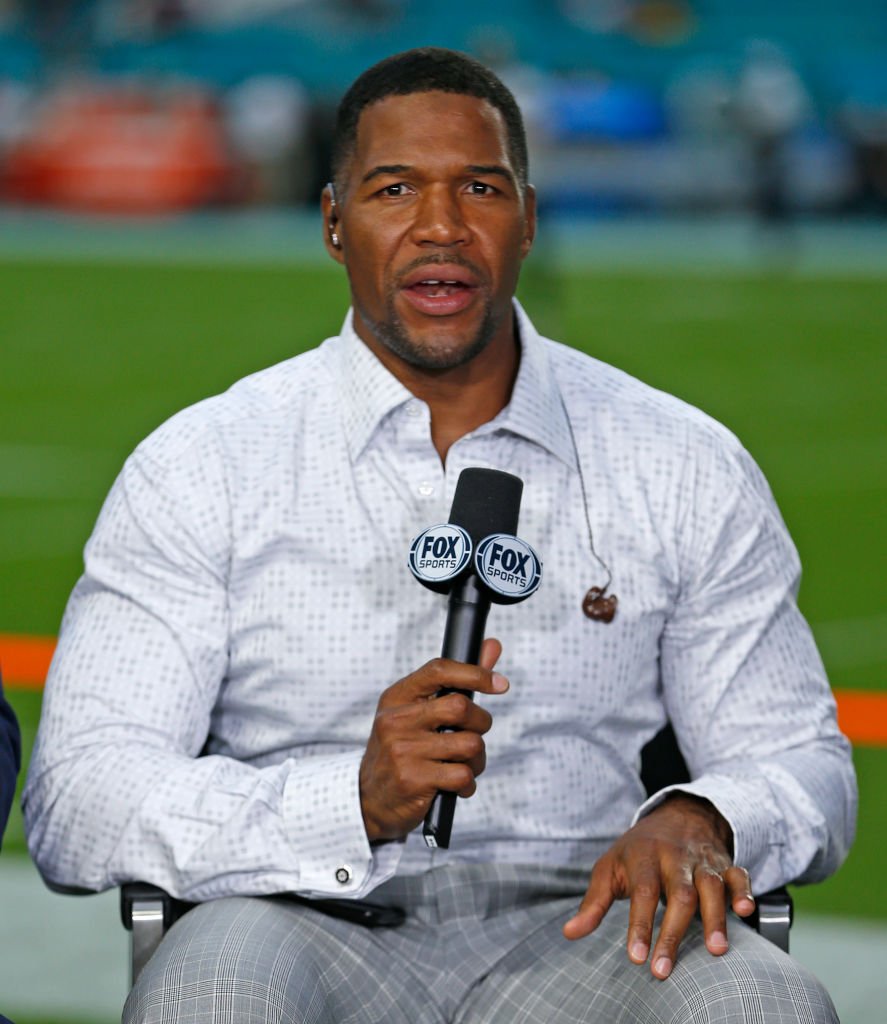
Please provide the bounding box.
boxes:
[356,322,520,464]
[411,353,518,463]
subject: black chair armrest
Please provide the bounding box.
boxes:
[120,882,195,984]
[743,886,793,954]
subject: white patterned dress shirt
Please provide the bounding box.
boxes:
[24,303,856,902]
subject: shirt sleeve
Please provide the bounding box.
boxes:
[633,428,857,894]
[23,437,403,901]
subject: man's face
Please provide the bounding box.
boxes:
[323,90,536,374]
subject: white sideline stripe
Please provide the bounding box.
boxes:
[765,436,887,497]
[3,436,885,501]
[0,441,116,500]
[1,451,885,670]
[812,613,887,671]
[1,212,887,275]
[0,857,886,1023]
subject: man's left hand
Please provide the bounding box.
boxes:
[563,793,756,979]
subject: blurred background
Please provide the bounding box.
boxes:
[0,2,885,1022]
[0,0,886,215]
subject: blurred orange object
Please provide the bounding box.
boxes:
[2,83,245,213]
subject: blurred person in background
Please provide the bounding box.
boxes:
[24,47,854,1024]
[839,99,887,213]
[223,74,314,204]
[0,680,19,1024]
[0,677,19,849]
[735,40,809,228]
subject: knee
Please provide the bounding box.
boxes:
[123,897,328,1024]
[671,947,838,1024]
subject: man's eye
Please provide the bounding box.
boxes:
[468,181,496,195]
[380,184,410,197]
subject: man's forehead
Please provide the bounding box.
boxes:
[351,91,510,166]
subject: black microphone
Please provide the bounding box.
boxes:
[408,467,539,849]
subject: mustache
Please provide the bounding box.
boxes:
[395,253,485,287]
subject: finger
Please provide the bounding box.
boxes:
[422,729,487,775]
[695,865,729,956]
[624,861,663,965]
[723,865,756,917]
[422,692,494,735]
[649,866,698,980]
[374,693,493,744]
[563,858,618,941]
[479,637,503,672]
[434,760,479,797]
[383,658,509,706]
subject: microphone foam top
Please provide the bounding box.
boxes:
[448,468,523,546]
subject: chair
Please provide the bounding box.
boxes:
[120,722,793,984]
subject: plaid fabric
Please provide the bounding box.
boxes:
[124,864,837,1024]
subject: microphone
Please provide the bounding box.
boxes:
[408,467,541,848]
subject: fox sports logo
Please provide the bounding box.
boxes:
[475,534,542,599]
[408,524,472,584]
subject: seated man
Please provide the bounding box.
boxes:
[0,677,20,848]
[1,678,21,1024]
[25,48,855,1024]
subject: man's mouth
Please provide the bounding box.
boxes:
[399,265,480,316]
[407,279,472,298]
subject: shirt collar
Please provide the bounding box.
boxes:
[335,310,415,461]
[491,300,577,470]
[332,302,576,470]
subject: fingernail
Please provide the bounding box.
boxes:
[630,941,648,963]
[491,673,509,692]
[709,930,728,952]
[654,957,672,978]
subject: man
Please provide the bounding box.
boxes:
[0,677,20,847]
[0,679,20,1024]
[25,48,855,1023]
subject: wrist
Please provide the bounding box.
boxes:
[660,792,734,856]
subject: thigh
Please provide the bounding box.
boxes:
[458,902,838,1024]
[123,895,444,1024]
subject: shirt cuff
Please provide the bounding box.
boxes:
[282,749,404,898]
[631,775,784,891]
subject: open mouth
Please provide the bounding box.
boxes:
[407,279,472,298]
[399,265,480,316]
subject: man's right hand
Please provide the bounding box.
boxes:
[359,638,507,842]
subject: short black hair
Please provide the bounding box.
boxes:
[331,47,528,197]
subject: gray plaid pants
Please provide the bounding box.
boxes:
[124,863,837,1023]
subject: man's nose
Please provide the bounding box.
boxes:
[410,186,471,247]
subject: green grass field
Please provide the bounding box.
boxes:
[1,255,885,927]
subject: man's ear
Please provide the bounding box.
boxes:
[321,183,344,264]
[520,184,537,259]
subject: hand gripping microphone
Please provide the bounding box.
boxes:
[408,467,542,849]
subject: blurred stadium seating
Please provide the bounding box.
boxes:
[0,0,884,212]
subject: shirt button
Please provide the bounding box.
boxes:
[335,865,352,885]
[406,403,421,418]
[417,481,434,497]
